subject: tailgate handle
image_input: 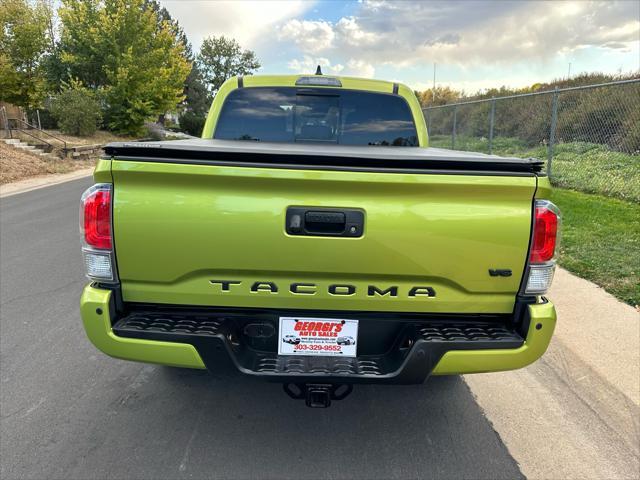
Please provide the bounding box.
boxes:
[286,207,364,237]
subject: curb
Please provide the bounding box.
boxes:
[0,168,94,198]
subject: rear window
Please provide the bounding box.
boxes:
[214,87,418,146]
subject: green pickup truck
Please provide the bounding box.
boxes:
[80,73,559,407]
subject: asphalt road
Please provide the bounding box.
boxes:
[0,178,526,480]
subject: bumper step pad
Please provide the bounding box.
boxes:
[114,313,223,336]
[418,324,522,344]
[254,355,385,376]
[113,310,524,383]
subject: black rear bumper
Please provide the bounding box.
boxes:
[112,306,525,384]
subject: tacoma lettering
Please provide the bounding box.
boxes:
[209,280,435,297]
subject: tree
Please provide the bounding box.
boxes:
[50,79,102,136]
[58,0,191,135]
[179,35,258,136]
[178,63,209,136]
[184,63,210,116]
[416,86,462,107]
[197,36,260,95]
[0,0,53,108]
[143,0,210,124]
[144,0,192,59]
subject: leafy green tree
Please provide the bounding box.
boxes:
[178,63,209,136]
[50,79,102,136]
[197,36,260,95]
[184,63,210,116]
[143,0,209,126]
[179,35,257,136]
[144,0,192,59]
[416,86,462,107]
[0,0,53,108]
[58,0,191,135]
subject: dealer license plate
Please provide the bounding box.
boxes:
[278,317,358,357]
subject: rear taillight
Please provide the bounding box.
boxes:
[525,200,560,295]
[83,187,112,249]
[530,203,558,263]
[80,184,117,283]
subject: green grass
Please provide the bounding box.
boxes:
[429,135,640,203]
[550,189,639,306]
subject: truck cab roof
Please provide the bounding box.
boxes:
[223,74,403,94]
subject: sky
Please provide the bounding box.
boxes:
[159,0,640,93]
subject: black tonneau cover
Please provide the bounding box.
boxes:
[104,139,544,175]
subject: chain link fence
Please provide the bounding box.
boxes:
[423,79,640,203]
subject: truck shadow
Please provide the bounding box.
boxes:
[138,367,524,480]
[25,361,525,480]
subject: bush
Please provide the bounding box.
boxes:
[50,81,102,136]
[179,111,205,137]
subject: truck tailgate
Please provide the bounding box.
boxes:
[109,144,538,314]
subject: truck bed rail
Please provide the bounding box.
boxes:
[104,139,544,175]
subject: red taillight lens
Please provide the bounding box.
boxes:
[529,201,559,263]
[83,186,112,250]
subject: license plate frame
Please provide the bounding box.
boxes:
[278,316,358,357]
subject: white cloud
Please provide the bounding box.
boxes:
[278,19,335,53]
[275,0,640,69]
[287,55,344,74]
[287,55,374,77]
[345,59,375,78]
[160,0,639,88]
[160,0,310,51]
[335,17,377,47]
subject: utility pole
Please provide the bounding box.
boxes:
[567,62,571,79]
[432,63,436,104]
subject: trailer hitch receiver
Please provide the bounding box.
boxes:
[283,383,353,408]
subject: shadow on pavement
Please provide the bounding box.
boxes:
[48,367,523,480]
